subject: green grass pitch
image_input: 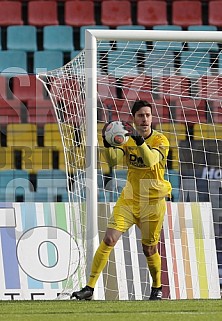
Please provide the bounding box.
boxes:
[0,299,222,321]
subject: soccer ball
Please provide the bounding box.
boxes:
[105,121,129,146]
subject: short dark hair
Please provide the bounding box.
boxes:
[131,100,152,117]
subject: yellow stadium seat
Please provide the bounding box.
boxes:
[193,123,222,140]
[7,124,38,148]
[21,147,53,173]
[44,123,77,151]
[0,147,15,170]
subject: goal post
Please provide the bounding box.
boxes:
[37,29,222,299]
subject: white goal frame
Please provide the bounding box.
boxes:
[85,29,222,275]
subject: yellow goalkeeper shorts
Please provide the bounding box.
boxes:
[107,196,166,246]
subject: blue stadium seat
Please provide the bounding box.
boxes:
[70,50,81,59]
[43,26,74,52]
[0,169,34,202]
[7,26,37,51]
[35,170,68,202]
[0,50,27,77]
[152,25,183,51]
[108,50,139,77]
[187,25,219,52]
[116,25,147,52]
[80,25,110,50]
[180,51,211,78]
[145,50,175,77]
[33,50,64,74]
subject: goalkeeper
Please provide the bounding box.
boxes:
[71,100,172,301]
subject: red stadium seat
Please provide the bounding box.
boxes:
[0,99,22,124]
[197,75,222,100]
[155,76,191,103]
[210,100,222,123]
[174,98,206,124]
[26,99,56,125]
[64,1,95,27]
[27,1,59,27]
[137,1,168,27]
[0,1,24,26]
[208,0,222,27]
[121,75,153,102]
[172,1,202,27]
[104,98,133,122]
[0,1,23,26]
[97,76,117,102]
[12,75,46,103]
[101,0,132,27]
[0,76,9,100]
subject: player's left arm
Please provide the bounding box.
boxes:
[137,137,169,168]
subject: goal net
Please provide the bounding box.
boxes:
[38,30,222,300]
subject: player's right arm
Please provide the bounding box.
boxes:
[102,123,124,167]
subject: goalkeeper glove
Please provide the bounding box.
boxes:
[102,122,112,148]
[122,121,144,146]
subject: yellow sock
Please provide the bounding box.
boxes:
[146,252,161,288]
[87,240,114,288]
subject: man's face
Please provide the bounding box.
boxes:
[133,106,152,138]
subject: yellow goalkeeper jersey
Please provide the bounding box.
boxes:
[118,129,172,203]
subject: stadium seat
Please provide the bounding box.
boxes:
[7,124,38,148]
[152,25,183,51]
[154,75,191,102]
[0,76,9,100]
[35,169,68,202]
[101,0,132,27]
[21,147,53,173]
[0,50,27,77]
[103,98,133,122]
[180,51,211,78]
[0,147,16,171]
[27,0,59,27]
[172,1,202,27]
[70,50,81,59]
[121,75,153,102]
[152,96,176,124]
[12,75,45,103]
[108,50,139,77]
[208,0,222,27]
[97,75,117,102]
[79,25,110,50]
[217,52,222,74]
[197,75,222,100]
[209,100,222,123]
[187,26,219,52]
[193,123,222,140]
[7,26,37,52]
[0,99,22,124]
[43,26,74,51]
[116,25,147,52]
[44,123,63,150]
[137,1,168,27]
[0,169,33,202]
[26,99,56,125]
[0,1,23,26]
[64,1,96,27]
[174,98,207,125]
[33,50,64,74]
[144,50,175,77]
